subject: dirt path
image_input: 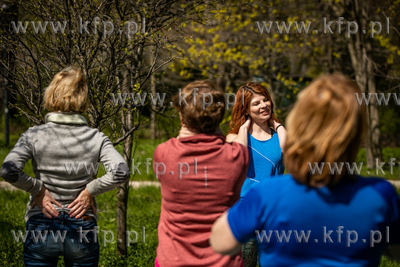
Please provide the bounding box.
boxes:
[0,181,160,191]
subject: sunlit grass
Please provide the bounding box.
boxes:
[0,186,161,267]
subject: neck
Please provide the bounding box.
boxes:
[178,125,198,139]
[249,120,271,135]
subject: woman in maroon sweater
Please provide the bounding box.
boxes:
[153,81,249,267]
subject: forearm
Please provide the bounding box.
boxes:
[0,133,41,195]
[12,172,43,196]
[86,136,131,197]
[232,127,248,147]
[210,212,241,256]
[86,162,130,197]
[0,162,43,195]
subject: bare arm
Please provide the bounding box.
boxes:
[276,125,287,154]
[226,118,251,147]
[226,134,237,143]
[210,212,241,256]
[269,117,287,154]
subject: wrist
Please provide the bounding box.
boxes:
[240,125,248,132]
[84,187,93,197]
[37,184,45,196]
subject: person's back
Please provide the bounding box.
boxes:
[0,66,130,267]
[154,80,249,267]
[155,134,248,266]
[13,114,125,221]
[227,174,400,266]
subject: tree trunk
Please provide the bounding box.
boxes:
[366,56,382,168]
[344,0,382,168]
[117,72,133,256]
[150,47,156,140]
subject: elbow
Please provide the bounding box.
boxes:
[210,238,239,256]
[112,162,131,184]
[209,226,224,255]
[0,161,20,183]
[210,225,236,256]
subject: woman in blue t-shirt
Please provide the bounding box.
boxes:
[211,74,400,266]
[226,83,287,267]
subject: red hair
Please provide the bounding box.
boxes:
[228,82,281,135]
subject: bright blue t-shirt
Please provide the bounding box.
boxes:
[228,174,400,267]
[241,131,284,198]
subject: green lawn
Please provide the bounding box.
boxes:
[1,125,400,266]
[1,129,400,182]
[0,186,399,267]
[0,186,161,267]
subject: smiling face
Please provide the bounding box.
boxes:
[229,82,279,135]
[247,93,272,122]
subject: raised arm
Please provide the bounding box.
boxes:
[226,118,251,147]
[269,116,287,154]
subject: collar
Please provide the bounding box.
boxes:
[45,112,88,125]
[176,133,226,143]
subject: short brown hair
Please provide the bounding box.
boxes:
[43,66,89,112]
[173,80,225,133]
[284,74,367,187]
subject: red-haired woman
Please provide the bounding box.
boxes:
[211,74,400,266]
[226,83,287,267]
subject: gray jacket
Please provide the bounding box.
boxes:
[0,112,130,221]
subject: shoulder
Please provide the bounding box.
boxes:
[23,124,48,135]
[18,124,50,142]
[357,176,399,201]
[28,122,98,135]
[259,174,294,187]
[94,129,110,140]
[224,140,249,163]
[271,130,281,142]
[153,138,175,159]
[253,174,295,198]
[239,175,295,212]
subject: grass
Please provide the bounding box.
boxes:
[1,123,400,266]
[2,130,400,182]
[0,187,399,266]
[0,186,161,267]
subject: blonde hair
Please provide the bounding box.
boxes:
[173,80,225,133]
[284,74,367,187]
[43,66,89,112]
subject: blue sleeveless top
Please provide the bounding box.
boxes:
[240,130,284,198]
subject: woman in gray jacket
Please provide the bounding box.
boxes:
[0,66,130,267]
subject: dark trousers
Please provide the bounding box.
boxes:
[23,212,99,267]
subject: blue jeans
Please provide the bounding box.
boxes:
[23,212,99,267]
